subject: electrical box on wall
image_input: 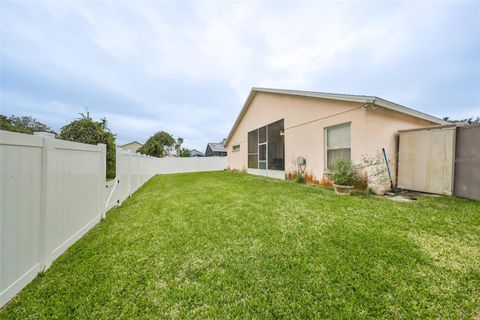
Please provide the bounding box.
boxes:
[296,156,305,165]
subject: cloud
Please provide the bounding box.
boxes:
[1,1,479,148]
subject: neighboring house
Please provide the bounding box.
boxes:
[190,149,204,157]
[205,143,227,157]
[164,149,179,158]
[225,87,447,187]
[120,141,143,153]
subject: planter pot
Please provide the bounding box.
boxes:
[333,184,354,195]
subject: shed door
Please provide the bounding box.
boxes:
[398,127,456,195]
[454,125,480,200]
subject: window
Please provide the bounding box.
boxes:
[326,123,351,169]
[247,119,285,170]
[232,144,240,152]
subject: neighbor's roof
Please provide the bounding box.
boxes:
[225,87,448,146]
[207,143,227,152]
[190,149,205,156]
[120,141,143,147]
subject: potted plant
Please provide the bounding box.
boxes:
[326,159,361,195]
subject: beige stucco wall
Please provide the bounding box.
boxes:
[226,92,436,187]
[364,107,434,185]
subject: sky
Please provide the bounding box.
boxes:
[1,1,479,150]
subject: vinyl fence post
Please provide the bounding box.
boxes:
[98,143,107,219]
[37,132,54,271]
[128,154,132,196]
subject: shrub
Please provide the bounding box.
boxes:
[295,175,305,184]
[326,159,362,186]
[179,148,191,157]
[59,113,116,180]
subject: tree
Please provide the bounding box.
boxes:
[179,148,191,157]
[59,112,116,180]
[443,116,480,124]
[174,137,193,157]
[174,137,184,155]
[138,131,175,157]
[0,114,56,135]
[0,115,22,133]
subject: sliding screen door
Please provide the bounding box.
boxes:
[267,119,284,170]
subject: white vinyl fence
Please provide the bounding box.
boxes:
[0,130,226,308]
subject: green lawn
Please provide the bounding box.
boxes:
[1,172,479,319]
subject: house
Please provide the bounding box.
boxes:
[120,141,143,153]
[190,149,204,157]
[164,153,179,158]
[225,87,447,187]
[205,143,227,157]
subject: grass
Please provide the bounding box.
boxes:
[1,171,479,319]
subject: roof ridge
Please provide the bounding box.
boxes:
[253,87,376,99]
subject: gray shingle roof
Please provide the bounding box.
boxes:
[190,149,204,156]
[207,143,226,152]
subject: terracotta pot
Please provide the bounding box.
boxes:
[333,184,354,195]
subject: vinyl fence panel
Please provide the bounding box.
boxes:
[0,132,43,308]
[0,131,106,307]
[153,156,227,174]
[104,149,155,210]
[42,138,106,266]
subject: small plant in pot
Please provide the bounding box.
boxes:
[326,159,362,195]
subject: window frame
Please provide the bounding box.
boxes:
[324,122,352,171]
